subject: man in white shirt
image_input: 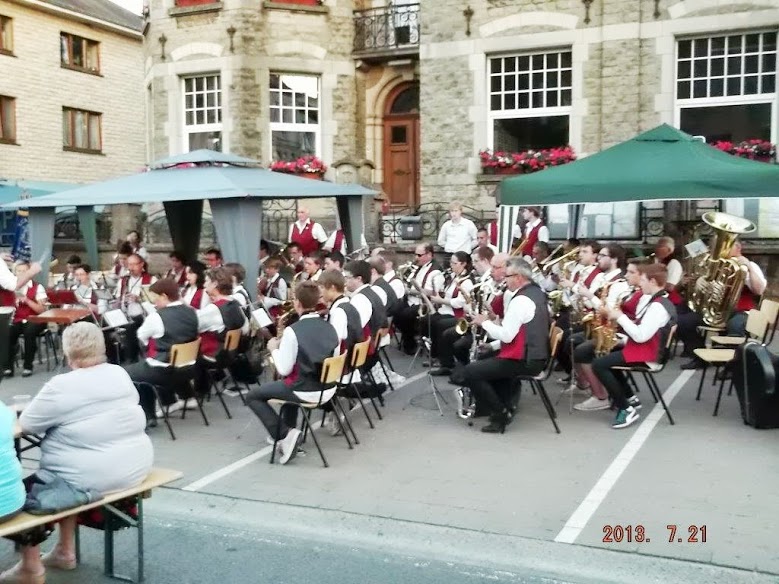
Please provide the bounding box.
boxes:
[2,261,47,377]
[462,258,550,433]
[0,255,41,293]
[476,228,498,255]
[512,207,550,260]
[592,263,675,429]
[323,228,368,257]
[377,249,406,308]
[394,243,442,354]
[437,202,477,253]
[288,206,328,256]
[258,258,288,319]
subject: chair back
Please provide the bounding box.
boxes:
[537,326,564,380]
[759,299,779,343]
[657,324,677,368]
[372,327,390,353]
[170,338,201,368]
[745,309,769,341]
[350,339,371,369]
[320,352,347,386]
[223,328,242,352]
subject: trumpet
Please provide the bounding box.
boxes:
[539,246,580,276]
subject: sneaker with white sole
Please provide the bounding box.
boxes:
[628,395,642,409]
[612,406,640,429]
[574,396,610,411]
[556,375,571,386]
[325,412,344,437]
[223,389,242,398]
[278,428,303,465]
[561,383,590,396]
[182,397,199,410]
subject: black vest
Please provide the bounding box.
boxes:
[359,286,388,335]
[216,300,245,339]
[373,278,400,316]
[517,283,551,362]
[288,316,339,391]
[155,304,199,363]
[333,299,364,351]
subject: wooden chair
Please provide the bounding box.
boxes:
[515,326,563,433]
[709,309,769,347]
[759,298,779,344]
[203,328,243,418]
[612,324,678,425]
[348,338,383,424]
[372,327,395,392]
[268,351,348,468]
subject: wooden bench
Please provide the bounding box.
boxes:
[0,467,182,583]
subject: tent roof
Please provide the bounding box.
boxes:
[0,179,80,205]
[500,124,779,206]
[1,151,376,209]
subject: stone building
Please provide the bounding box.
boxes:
[143,0,779,246]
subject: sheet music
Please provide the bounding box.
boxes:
[103,309,129,328]
[252,307,273,329]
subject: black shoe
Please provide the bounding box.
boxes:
[430,367,452,377]
[146,418,158,429]
[680,358,704,370]
[481,411,508,433]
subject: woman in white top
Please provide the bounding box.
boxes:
[71,264,98,313]
[426,251,475,360]
[2,322,153,584]
[181,261,211,310]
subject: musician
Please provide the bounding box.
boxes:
[319,270,364,353]
[486,252,509,319]
[1,262,47,378]
[476,228,498,254]
[258,258,288,319]
[572,254,644,412]
[679,239,767,369]
[124,278,199,424]
[654,237,684,307]
[258,240,270,272]
[204,248,222,269]
[394,243,442,355]
[344,260,388,343]
[591,264,676,429]
[224,262,250,308]
[437,202,477,254]
[245,281,339,465]
[377,249,406,309]
[286,242,304,276]
[472,244,494,280]
[513,206,549,260]
[60,254,81,289]
[530,242,557,292]
[111,241,133,281]
[164,251,188,288]
[369,256,401,317]
[301,253,324,282]
[126,230,148,260]
[288,206,328,256]
[323,227,368,256]
[114,254,156,363]
[182,261,211,310]
[323,251,344,272]
[197,267,249,355]
[72,264,99,313]
[462,258,550,433]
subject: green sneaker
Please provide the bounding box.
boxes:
[612,406,640,429]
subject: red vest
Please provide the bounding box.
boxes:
[189,287,205,309]
[574,266,602,289]
[291,221,320,256]
[497,295,526,360]
[521,222,544,255]
[199,298,229,357]
[488,220,498,246]
[622,296,666,364]
[735,287,759,312]
[166,269,187,288]
[3,286,41,323]
[332,230,345,254]
[120,272,153,296]
[621,290,643,320]
[490,292,504,319]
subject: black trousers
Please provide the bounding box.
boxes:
[438,326,473,368]
[426,314,457,358]
[462,357,545,419]
[125,360,191,418]
[394,303,421,353]
[573,337,598,364]
[677,311,748,355]
[591,350,637,410]
[557,320,584,375]
[6,321,45,371]
[245,380,301,441]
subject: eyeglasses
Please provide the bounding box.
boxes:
[597,253,610,258]
[415,253,425,257]
[505,272,520,279]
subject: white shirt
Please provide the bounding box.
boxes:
[617,295,671,362]
[663,258,683,287]
[590,272,631,311]
[483,289,536,350]
[136,301,192,368]
[182,286,212,309]
[437,218,477,253]
[370,282,388,307]
[0,261,17,291]
[196,301,250,335]
[383,270,406,301]
[261,273,287,311]
[288,219,328,245]
[743,259,767,294]
[324,231,368,255]
[18,281,47,305]
[328,296,350,345]
[232,285,250,307]
[407,262,441,306]
[349,284,373,328]
[271,313,338,402]
[73,283,96,305]
[512,218,550,244]
[115,274,157,318]
[437,275,474,317]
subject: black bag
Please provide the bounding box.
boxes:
[732,342,779,429]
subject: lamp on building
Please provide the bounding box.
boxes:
[159,34,168,61]
[582,0,593,24]
[227,26,237,53]
[463,5,474,36]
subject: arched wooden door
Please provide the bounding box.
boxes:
[383,84,419,208]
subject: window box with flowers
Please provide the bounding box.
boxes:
[270,155,327,179]
[479,146,576,175]
[713,139,776,163]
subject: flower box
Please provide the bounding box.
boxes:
[479,146,577,175]
[270,155,328,177]
[175,0,219,6]
[295,172,324,180]
[713,139,776,163]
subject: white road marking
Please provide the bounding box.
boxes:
[181,369,429,492]
[554,370,695,544]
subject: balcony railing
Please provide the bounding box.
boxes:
[353,3,420,60]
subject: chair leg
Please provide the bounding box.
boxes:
[334,395,359,445]
[638,372,658,403]
[380,347,396,374]
[535,381,560,433]
[713,373,728,417]
[330,399,353,450]
[208,370,233,419]
[647,374,675,425]
[695,365,708,401]
[363,369,384,419]
[299,409,328,468]
[194,389,210,427]
[377,357,395,393]
[150,385,176,441]
[349,383,375,429]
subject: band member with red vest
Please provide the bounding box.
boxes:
[319,270,364,354]
[246,281,339,465]
[72,264,100,314]
[113,253,156,363]
[462,257,550,433]
[592,263,676,429]
[182,261,211,310]
[300,253,324,283]
[111,241,133,282]
[572,254,647,412]
[288,206,327,257]
[204,248,223,269]
[258,258,288,319]
[394,243,442,355]
[323,228,368,256]
[344,260,388,347]
[164,251,188,288]
[678,239,767,369]
[512,206,550,260]
[653,237,685,307]
[1,262,48,378]
[125,279,199,425]
[284,242,304,277]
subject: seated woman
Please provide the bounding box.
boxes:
[1,322,153,584]
[0,400,24,523]
[182,261,210,310]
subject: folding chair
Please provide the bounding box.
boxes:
[138,337,204,441]
[710,309,769,347]
[516,326,563,433]
[344,339,380,428]
[759,299,779,344]
[203,328,243,418]
[269,351,348,468]
[612,325,678,425]
[372,327,396,392]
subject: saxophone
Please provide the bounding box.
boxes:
[592,283,626,357]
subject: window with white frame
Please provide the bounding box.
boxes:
[183,74,222,152]
[488,50,572,152]
[676,32,777,143]
[269,73,319,161]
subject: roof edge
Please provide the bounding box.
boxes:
[10,0,144,38]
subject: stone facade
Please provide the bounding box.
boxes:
[0,0,145,184]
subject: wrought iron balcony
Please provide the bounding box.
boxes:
[353,3,420,61]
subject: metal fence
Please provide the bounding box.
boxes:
[353,3,420,56]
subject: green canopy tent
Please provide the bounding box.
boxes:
[497,125,779,247]
[2,151,376,298]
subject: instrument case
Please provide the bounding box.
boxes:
[732,341,779,429]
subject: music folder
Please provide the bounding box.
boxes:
[252,307,273,329]
[45,289,79,306]
[102,309,130,330]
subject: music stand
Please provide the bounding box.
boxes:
[45,289,79,306]
[408,292,448,416]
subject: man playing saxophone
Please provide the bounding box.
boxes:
[394,243,442,355]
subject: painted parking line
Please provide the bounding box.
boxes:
[554,370,695,544]
[181,370,429,492]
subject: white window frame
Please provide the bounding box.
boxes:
[673,31,778,144]
[269,72,321,161]
[486,49,573,150]
[182,73,223,152]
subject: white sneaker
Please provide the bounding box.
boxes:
[325,412,344,437]
[278,428,302,465]
[223,389,242,398]
[182,398,198,411]
[561,383,590,396]
[157,399,185,417]
[266,436,276,447]
[574,396,610,411]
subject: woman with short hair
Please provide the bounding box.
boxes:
[182,261,210,309]
[1,322,153,583]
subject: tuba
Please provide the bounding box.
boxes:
[688,212,756,328]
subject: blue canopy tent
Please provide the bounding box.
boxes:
[2,151,376,299]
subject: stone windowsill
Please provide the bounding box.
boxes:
[169,2,224,17]
[475,173,514,184]
[263,1,328,14]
